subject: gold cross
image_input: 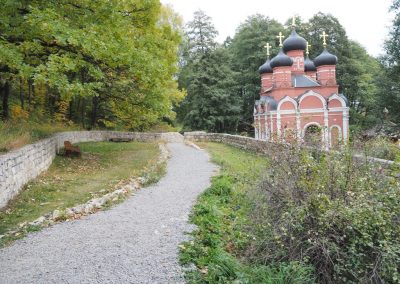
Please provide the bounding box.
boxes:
[292,15,297,28]
[306,41,311,55]
[320,31,329,47]
[276,32,284,47]
[264,42,272,57]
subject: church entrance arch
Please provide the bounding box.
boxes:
[303,123,322,147]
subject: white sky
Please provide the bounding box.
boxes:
[160,0,395,57]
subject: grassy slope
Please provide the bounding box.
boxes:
[0,141,160,243]
[180,142,314,283]
[0,121,80,153]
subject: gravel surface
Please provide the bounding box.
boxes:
[0,143,217,284]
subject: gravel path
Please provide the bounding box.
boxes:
[0,143,217,284]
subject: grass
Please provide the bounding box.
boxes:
[179,142,315,283]
[0,141,161,246]
[0,121,79,153]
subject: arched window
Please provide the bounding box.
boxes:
[303,124,322,147]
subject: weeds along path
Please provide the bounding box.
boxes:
[0,143,217,284]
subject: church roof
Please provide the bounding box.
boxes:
[314,48,338,67]
[292,75,320,87]
[270,49,293,68]
[258,59,273,74]
[304,56,317,72]
[255,96,278,111]
[283,30,307,52]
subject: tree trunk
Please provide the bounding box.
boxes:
[90,96,98,128]
[19,78,24,109]
[81,99,85,129]
[2,81,10,120]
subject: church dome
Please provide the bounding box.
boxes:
[270,49,293,69]
[283,30,307,52]
[259,59,273,74]
[260,96,278,111]
[304,56,316,72]
[314,48,338,67]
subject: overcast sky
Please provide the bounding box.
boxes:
[160,0,395,57]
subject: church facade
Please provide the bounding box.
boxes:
[254,27,349,150]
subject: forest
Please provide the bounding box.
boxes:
[0,0,400,139]
[0,0,184,133]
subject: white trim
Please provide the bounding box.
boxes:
[299,108,325,114]
[316,69,335,74]
[264,113,269,141]
[277,96,297,111]
[324,109,329,150]
[343,109,349,142]
[298,90,327,109]
[273,71,291,75]
[302,122,324,148]
[277,111,282,140]
[328,94,347,108]
[328,107,348,112]
[270,113,274,141]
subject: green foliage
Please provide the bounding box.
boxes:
[228,15,283,133]
[178,11,383,134]
[380,0,400,123]
[180,143,315,283]
[359,136,400,160]
[178,11,241,133]
[0,1,184,130]
[248,146,400,283]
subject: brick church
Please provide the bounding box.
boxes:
[254,23,349,149]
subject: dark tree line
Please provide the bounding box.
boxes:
[178,8,398,135]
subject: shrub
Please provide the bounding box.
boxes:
[354,136,400,161]
[246,147,400,283]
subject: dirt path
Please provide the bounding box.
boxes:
[0,143,217,284]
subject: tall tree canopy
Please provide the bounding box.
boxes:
[381,0,400,123]
[294,13,382,127]
[228,15,283,132]
[177,10,241,133]
[0,0,184,130]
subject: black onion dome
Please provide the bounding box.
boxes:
[283,30,307,52]
[304,56,316,72]
[314,48,338,67]
[270,49,293,69]
[259,59,273,74]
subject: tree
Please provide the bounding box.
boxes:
[292,13,381,127]
[0,0,184,130]
[177,10,240,132]
[381,0,400,123]
[228,15,284,133]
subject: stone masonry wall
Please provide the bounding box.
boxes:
[184,131,396,166]
[0,131,183,209]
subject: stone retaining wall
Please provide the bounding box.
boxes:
[0,131,183,209]
[184,131,397,166]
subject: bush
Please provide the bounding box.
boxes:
[354,136,400,161]
[247,146,400,283]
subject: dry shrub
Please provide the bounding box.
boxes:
[246,146,400,283]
